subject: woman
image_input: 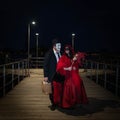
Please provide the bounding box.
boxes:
[54,45,88,109]
[52,45,74,107]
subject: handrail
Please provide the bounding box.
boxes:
[0,59,28,97]
[84,60,120,97]
[0,57,119,97]
[0,59,28,67]
[30,57,44,68]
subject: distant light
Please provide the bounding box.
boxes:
[36,33,39,36]
[32,21,36,25]
[72,33,75,36]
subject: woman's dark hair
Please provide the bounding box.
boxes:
[64,45,75,59]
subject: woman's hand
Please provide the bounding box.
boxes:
[73,66,76,70]
[64,66,72,71]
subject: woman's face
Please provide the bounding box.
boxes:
[65,47,70,54]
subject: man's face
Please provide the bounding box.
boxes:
[55,43,61,52]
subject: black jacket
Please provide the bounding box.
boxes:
[43,49,57,82]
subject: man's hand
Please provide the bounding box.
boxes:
[44,77,48,82]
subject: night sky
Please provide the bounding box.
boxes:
[0,0,120,52]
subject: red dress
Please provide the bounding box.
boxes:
[53,54,88,108]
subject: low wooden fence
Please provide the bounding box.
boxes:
[84,60,120,96]
[0,59,28,97]
[0,57,120,97]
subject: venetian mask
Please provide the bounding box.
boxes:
[55,43,61,52]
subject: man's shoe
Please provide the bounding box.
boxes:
[48,104,56,111]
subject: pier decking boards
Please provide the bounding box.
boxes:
[0,69,120,120]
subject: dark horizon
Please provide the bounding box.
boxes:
[0,0,120,53]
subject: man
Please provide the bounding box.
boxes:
[43,38,61,111]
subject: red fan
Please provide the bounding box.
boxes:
[72,52,87,66]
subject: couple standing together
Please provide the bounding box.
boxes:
[43,38,88,111]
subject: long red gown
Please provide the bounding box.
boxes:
[53,54,88,108]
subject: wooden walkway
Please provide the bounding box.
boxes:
[0,69,120,120]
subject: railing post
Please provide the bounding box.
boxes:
[84,60,88,76]
[18,62,20,83]
[90,61,93,80]
[115,65,119,96]
[12,64,14,88]
[3,65,6,96]
[22,61,24,79]
[104,64,107,89]
[96,63,99,84]
[25,60,28,76]
[84,60,88,72]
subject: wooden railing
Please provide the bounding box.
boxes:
[30,57,44,68]
[84,60,120,97]
[0,59,28,97]
[0,57,120,97]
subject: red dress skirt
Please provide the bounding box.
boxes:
[53,55,88,108]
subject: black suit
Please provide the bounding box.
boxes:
[43,48,59,105]
[43,49,57,82]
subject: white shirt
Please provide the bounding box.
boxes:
[53,49,61,62]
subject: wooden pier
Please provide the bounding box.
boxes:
[0,69,120,120]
